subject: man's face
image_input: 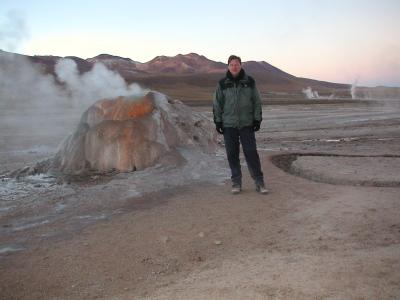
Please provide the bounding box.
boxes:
[228,59,242,77]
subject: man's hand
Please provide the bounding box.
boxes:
[215,122,224,134]
[253,120,261,132]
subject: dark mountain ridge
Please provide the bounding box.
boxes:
[1,49,354,101]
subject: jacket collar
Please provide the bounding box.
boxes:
[226,68,245,82]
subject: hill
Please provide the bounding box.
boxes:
[1,50,354,102]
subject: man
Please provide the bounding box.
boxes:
[213,55,268,195]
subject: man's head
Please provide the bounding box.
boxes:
[228,55,242,77]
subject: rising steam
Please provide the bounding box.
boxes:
[0,10,28,52]
[55,59,144,107]
[351,78,358,99]
[0,51,145,110]
[0,51,146,157]
[302,87,319,99]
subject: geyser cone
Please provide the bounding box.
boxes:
[52,91,217,174]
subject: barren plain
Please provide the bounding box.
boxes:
[0,98,399,299]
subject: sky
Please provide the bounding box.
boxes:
[1,0,399,87]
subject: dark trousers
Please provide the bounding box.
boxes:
[223,126,264,186]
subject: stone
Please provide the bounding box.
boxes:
[161,236,170,243]
[52,91,217,174]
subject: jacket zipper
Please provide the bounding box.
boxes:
[234,83,240,128]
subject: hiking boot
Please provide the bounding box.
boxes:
[256,183,269,194]
[231,184,241,195]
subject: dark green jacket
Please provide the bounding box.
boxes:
[213,69,262,129]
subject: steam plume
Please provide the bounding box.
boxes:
[0,11,28,52]
[0,51,145,110]
[351,78,358,99]
[55,59,143,107]
[0,51,146,152]
[302,87,319,99]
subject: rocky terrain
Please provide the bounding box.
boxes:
[0,96,399,299]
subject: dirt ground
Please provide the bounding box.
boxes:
[1,99,400,299]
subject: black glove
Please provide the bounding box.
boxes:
[215,122,224,134]
[253,120,261,132]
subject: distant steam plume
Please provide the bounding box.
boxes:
[351,78,359,99]
[302,87,319,99]
[0,11,28,52]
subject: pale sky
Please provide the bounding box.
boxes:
[1,0,399,87]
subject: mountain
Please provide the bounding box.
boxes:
[1,49,352,101]
[137,53,226,74]
[243,61,295,79]
[28,55,93,74]
[87,54,145,77]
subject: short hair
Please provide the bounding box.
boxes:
[228,55,241,65]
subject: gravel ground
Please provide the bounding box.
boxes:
[1,99,399,299]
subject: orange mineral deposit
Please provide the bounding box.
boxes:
[93,93,155,122]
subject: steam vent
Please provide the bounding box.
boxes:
[53,91,217,174]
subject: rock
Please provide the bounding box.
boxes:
[213,240,222,245]
[198,232,205,238]
[192,255,204,262]
[52,91,217,174]
[161,236,170,243]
